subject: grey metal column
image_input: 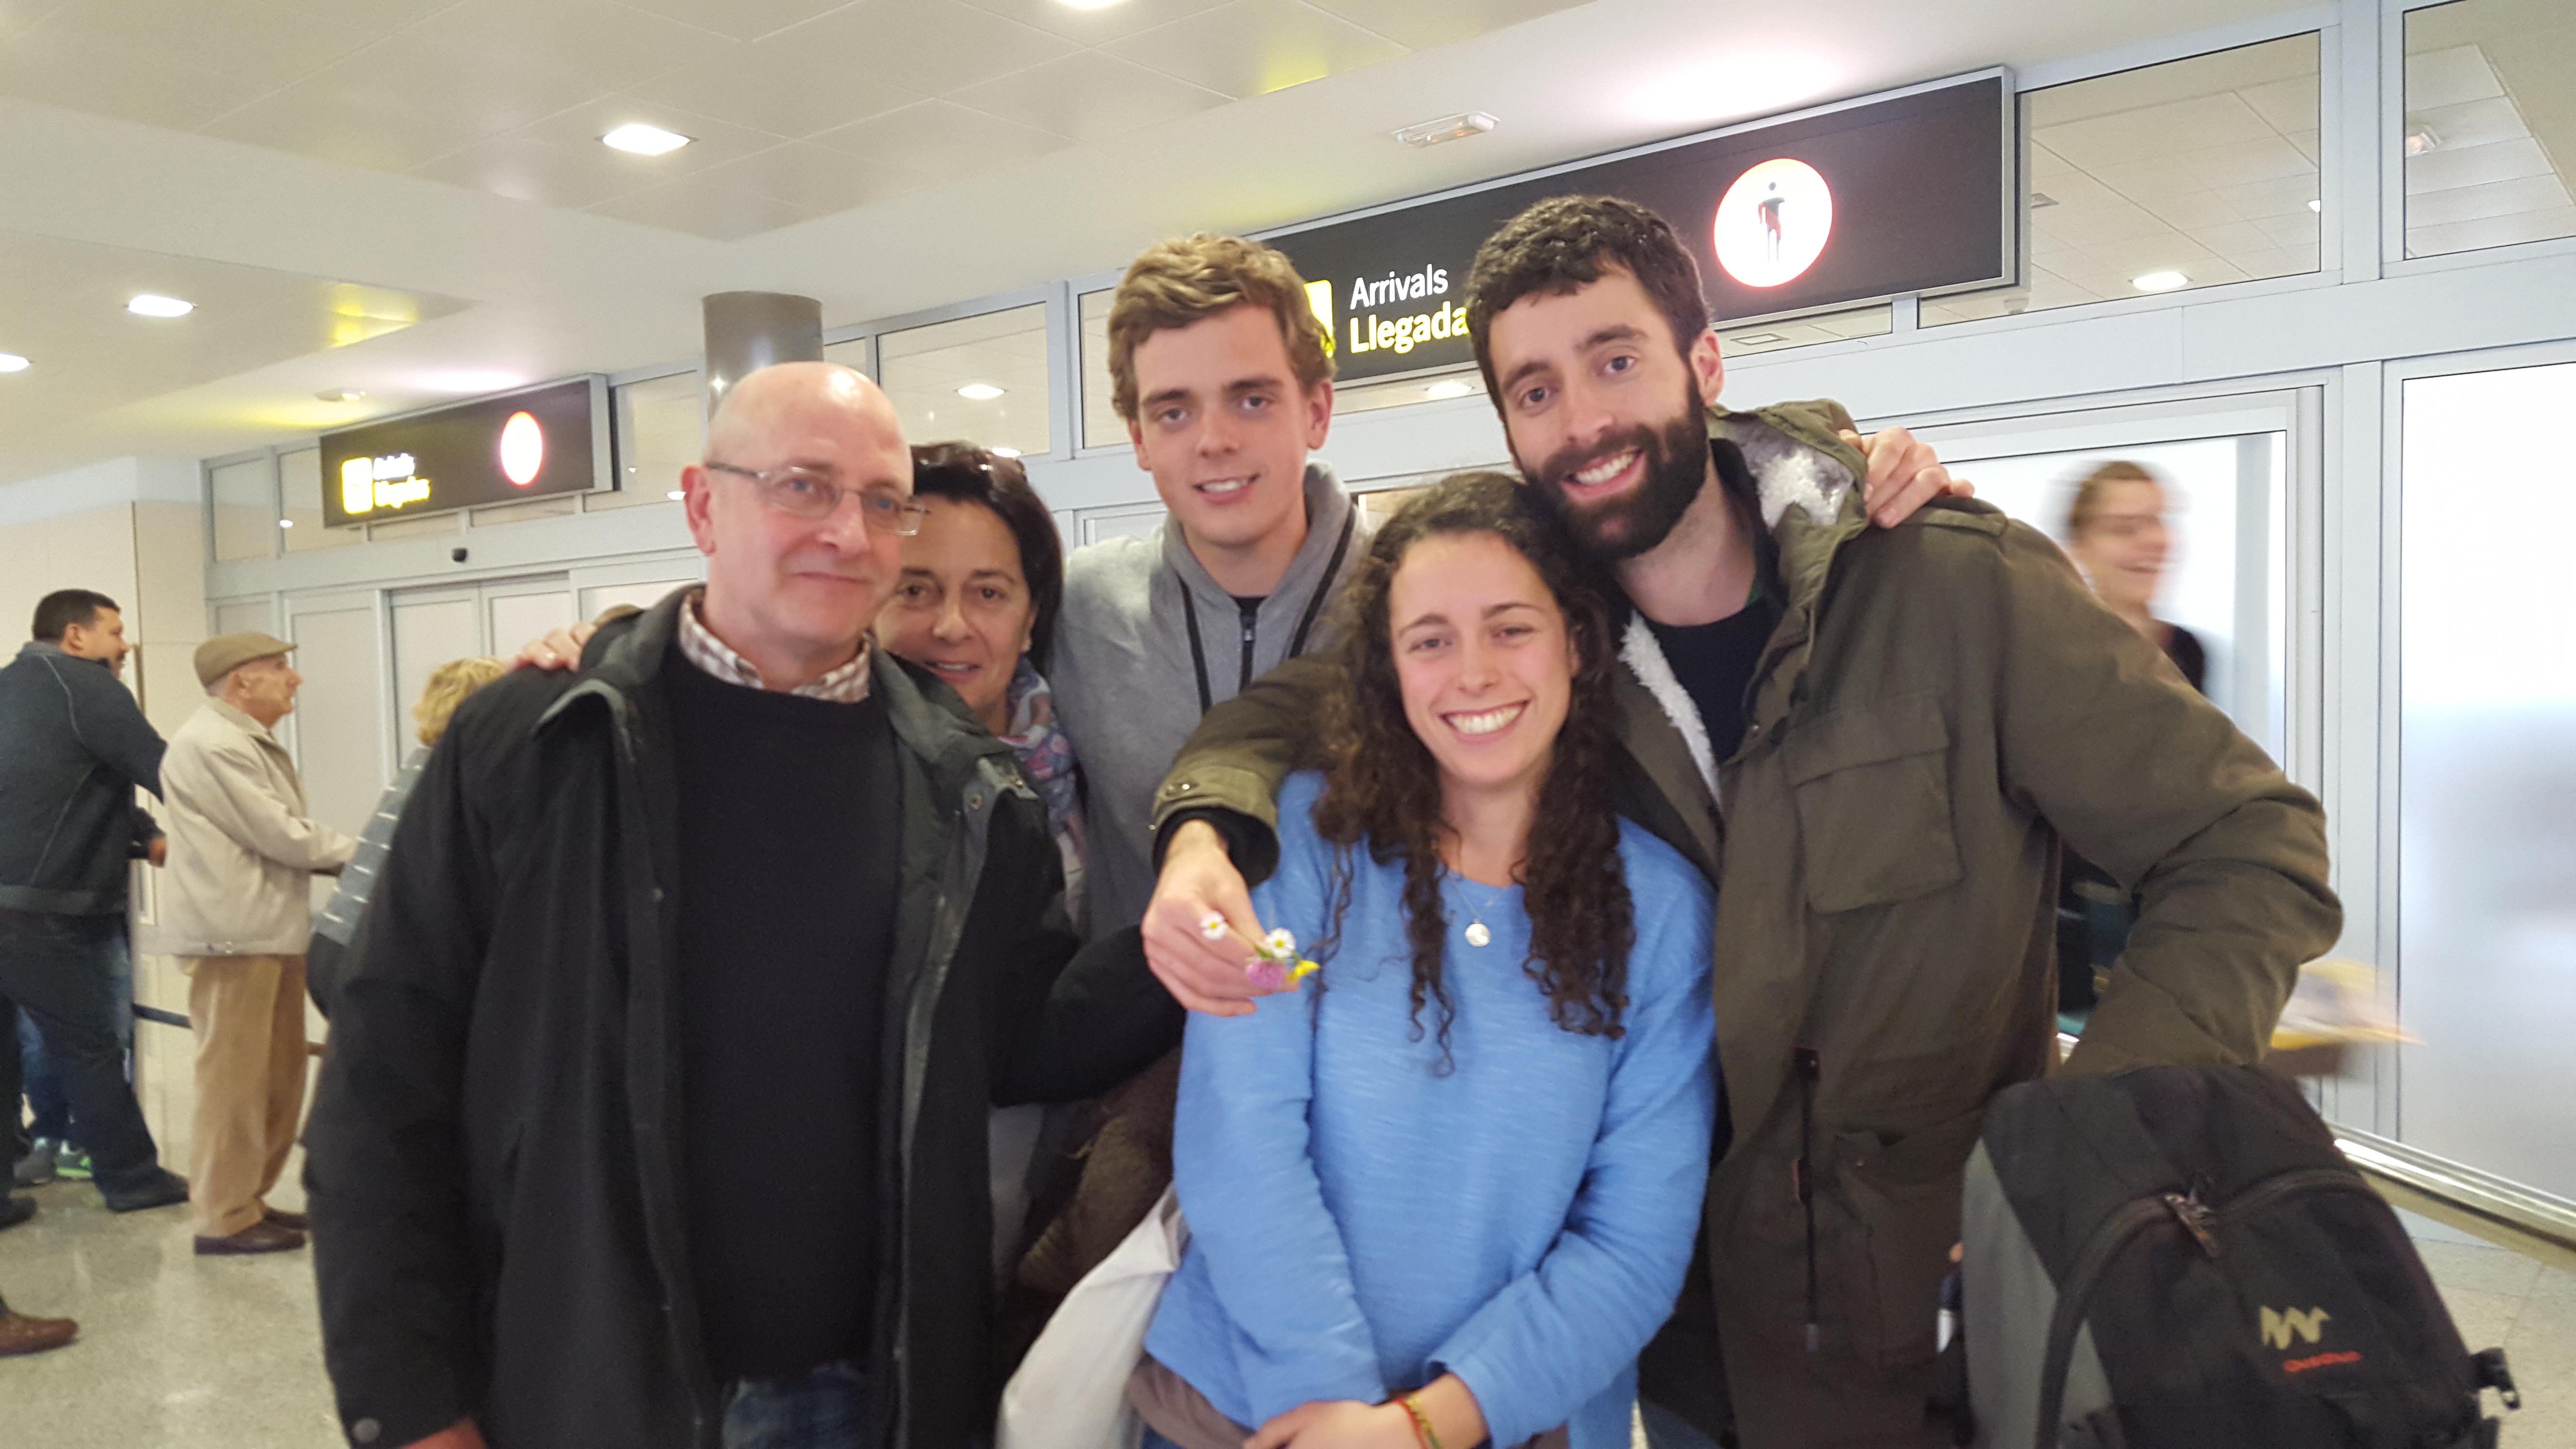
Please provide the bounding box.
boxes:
[703,291,824,415]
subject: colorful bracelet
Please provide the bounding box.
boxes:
[1399,1394,1443,1449]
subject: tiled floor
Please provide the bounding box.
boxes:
[3,1016,2569,1447]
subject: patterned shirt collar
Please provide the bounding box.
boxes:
[675,589,873,703]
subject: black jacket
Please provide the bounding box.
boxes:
[306,592,1177,1449]
[0,641,164,915]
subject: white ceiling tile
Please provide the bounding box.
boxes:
[409,133,662,209]
[2406,207,2576,258]
[2404,44,2504,113]
[587,173,825,240]
[762,0,1080,98]
[696,141,939,214]
[2251,211,2319,248]
[2136,191,2241,231]
[2415,96,2536,154]
[2187,220,2274,256]
[2405,172,2576,229]
[626,38,926,140]
[2027,142,2078,183]
[612,0,853,43]
[2038,93,2275,171]
[2033,196,2175,248]
[1300,0,1584,50]
[32,0,379,89]
[2091,136,2314,198]
[2407,136,2556,194]
[0,0,78,40]
[0,37,271,133]
[950,0,1234,46]
[401,0,729,93]
[268,0,465,32]
[1108,0,1406,100]
[947,50,1227,144]
[810,99,1073,180]
[203,35,610,171]
[2235,73,2318,136]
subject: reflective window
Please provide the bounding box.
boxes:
[2403,0,2576,258]
[594,370,700,510]
[1925,34,2320,325]
[279,449,358,552]
[880,303,1050,460]
[209,456,276,561]
[2398,360,2576,1201]
[1080,288,1123,451]
[470,497,580,526]
[1334,369,1489,416]
[1718,304,1894,357]
[823,336,873,375]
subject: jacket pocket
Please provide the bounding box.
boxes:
[1833,1104,1985,1369]
[1783,691,1962,913]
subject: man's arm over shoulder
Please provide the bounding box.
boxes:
[1146,652,1340,887]
[1972,518,2340,1073]
[304,705,509,1448]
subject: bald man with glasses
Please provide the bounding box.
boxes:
[306,362,1175,1449]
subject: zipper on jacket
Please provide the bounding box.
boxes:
[1237,597,1261,693]
[1794,1046,1822,1354]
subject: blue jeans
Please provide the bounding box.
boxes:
[13,930,129,1144]
[0,912,162,1191]
[722,1359,874,1449]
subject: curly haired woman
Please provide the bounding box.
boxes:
[1131,473,1718,1449]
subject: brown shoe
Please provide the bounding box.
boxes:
[261,1206,309,1231]
[0,1308,79,1356]
[194,1220,307,1255]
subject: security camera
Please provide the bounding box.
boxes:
[451,547,470,564]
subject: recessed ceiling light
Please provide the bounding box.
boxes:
[1396,112,1497,148]
[1424,379,1475,399]
[603,123,692,156]
[990,446,1023,458]
[1730,332,1786,345]
[957,383,1005,400]
[2030,192,2059,209]
[2404,125,2440,157]
[2131,271,2190,292]
[315,387,366,402]
[666,489,686,501]
[0,352,29,372]
[277,518,295,529]
[128,293,194,317]
[2308,198,2323,212]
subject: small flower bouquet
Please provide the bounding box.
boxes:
[1202,915,1320,992]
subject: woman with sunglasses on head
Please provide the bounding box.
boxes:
[1133,473,1718,1449]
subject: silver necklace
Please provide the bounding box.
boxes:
[1453,872,1512,948]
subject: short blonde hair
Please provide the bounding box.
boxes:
[413,657,506,747]
[1108,233,1333,423]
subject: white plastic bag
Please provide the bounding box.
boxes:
[996,1185,1189,1449]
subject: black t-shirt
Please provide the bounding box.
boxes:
[1644,594,1782,765]
[664,648,900,1382]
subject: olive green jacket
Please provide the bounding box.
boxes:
[1148,401,2340,1441]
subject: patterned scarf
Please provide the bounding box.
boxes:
[1000,661,1079,839]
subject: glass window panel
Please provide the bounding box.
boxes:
[1933,435,2287,757]
[209,456,276,561]
[880,303,1051,460]
[2398,360,2576,1201]
[367,511,460,542]
[592,370,700,511]
[1717,304,1894,357]
[1333,368,1490,416]
[471,496,580,526]
[1080,288,1123,451]
[1925,34,2321,326]
[2403,0,2576,258]
[280,449,359,552]
[823,336,872,374]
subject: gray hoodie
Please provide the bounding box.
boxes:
[1051,462,1373,933]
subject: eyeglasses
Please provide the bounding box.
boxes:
[703,461,930,536]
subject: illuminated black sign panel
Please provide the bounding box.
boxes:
[320,377,608,527]
[1271,74,2011,384]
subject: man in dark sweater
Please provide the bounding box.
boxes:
[307,363,1176,1449]
[0,589,189,1219]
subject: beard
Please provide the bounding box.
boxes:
[1517,386,1710,562]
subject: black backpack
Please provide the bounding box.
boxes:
[1958,1065,2519,1448]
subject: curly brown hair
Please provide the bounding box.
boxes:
[1306,472,1634,1067]
[1464,194,1711,405]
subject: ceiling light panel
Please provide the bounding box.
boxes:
[128,293,196,317]
[603,123,693,155]
[1396,111,1496,147]
[0,354,29,373]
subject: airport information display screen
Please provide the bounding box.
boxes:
[1272,74,2012,384]
[320,377,608,527]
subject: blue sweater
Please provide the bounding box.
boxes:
[1145,773,1717,1448]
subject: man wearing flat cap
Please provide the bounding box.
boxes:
[161,632,357,1255]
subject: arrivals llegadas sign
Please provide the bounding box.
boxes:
[1270,73,2012,386]
[319,377,609,528]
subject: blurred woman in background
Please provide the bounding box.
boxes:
[2063,460,2205,692]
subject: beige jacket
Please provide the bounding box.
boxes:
[158,698,358,957]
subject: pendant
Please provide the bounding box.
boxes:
[1464,920,1491,948]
